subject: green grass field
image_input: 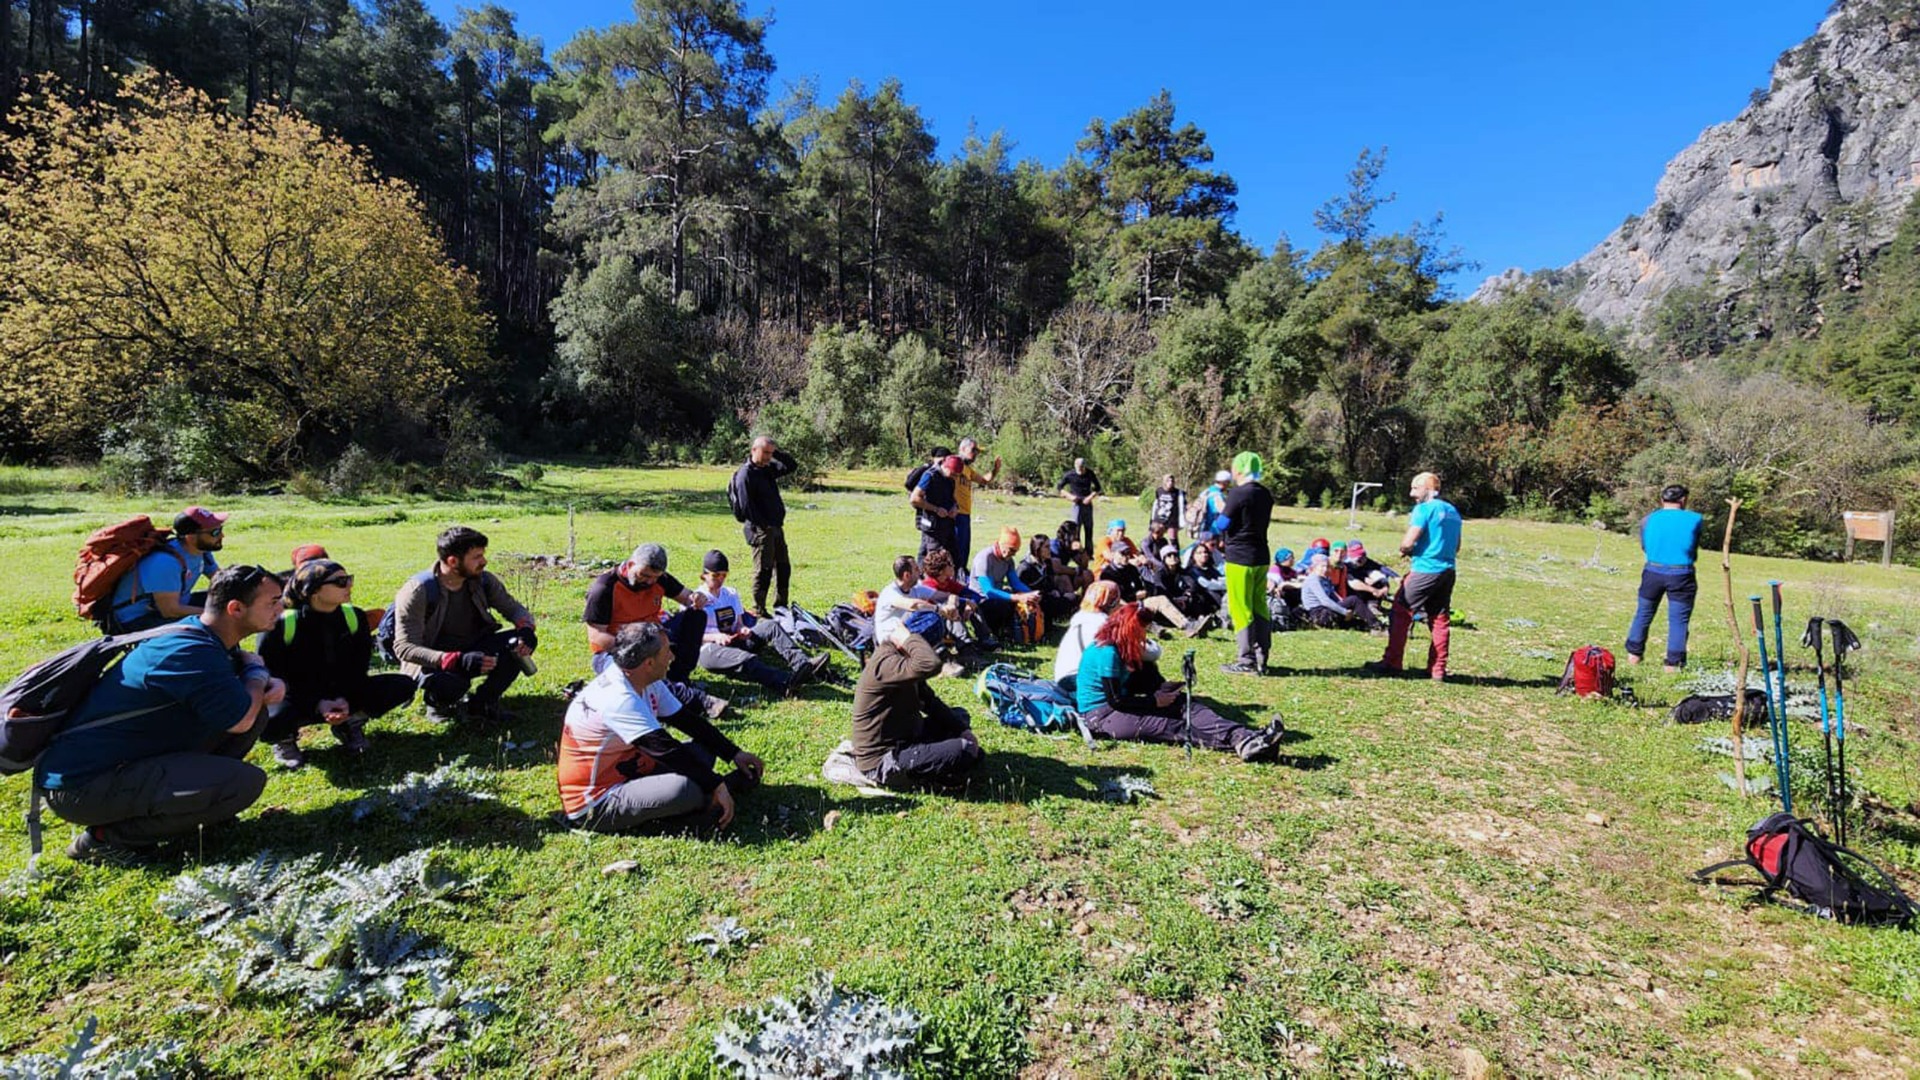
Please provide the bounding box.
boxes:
[3,463,1919,1077]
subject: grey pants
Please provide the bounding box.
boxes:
[698,620,811,689]
[43,731,266,846]
[577,746,760,834]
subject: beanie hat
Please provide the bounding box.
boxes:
[1273,547,1294,564]
[290,543,330,567]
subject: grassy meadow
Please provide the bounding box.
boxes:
[2,462,1919,1077]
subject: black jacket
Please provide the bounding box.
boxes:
[258,605,377,716]
[733,450,796,527]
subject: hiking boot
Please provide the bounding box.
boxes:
[703,693,730,720]
[1236,727,1281,763]
[67,828,155,866]
[1219,660,1260,675]
[425,702,467,725]
[1360,660,1403,677]
[270,737,307,769]
[1626,653,1643,665]
[796,654,833,686]
[1179,618,1207,638]
[334,716,371,755]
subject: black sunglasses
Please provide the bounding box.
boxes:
[323,575,354,588]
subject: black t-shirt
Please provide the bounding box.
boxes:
[1059,469,1100,502]
[1220,482,1273,567]
[582,570,686,628]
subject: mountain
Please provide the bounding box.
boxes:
[1476,0,1920,333]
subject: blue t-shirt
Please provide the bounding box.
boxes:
[1408,498,1462,574]
[1075,642,1130,714]
[109,540,217,625]
[1640,508,1704,567]
[36,618,257,790]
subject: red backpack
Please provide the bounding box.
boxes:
[1557,645,1615,699]
[72,516,178,627]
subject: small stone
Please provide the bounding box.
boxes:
[1633,972,1652,991]
[1731,1068,1755,1080]
[1584,812,1610,827]
[823,810,842,831]
[1653,987,1668,1000]
[601,859,640,876]
[1071,920,1091,937]
[1611,994,1631,1008]
[1459,1047,1492,1080]
[1061,1022,1074,1035]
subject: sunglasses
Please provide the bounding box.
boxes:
[323,575,354,588]
[205,527,225,537]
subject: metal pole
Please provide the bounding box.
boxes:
[1349,482,1382,530]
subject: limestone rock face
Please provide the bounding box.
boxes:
[1474,0,1920,330]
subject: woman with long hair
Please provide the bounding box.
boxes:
[1075,604,1281,762]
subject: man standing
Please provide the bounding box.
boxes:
[40,565,288,863]
[392,526,538,725]
[952,437,1001,572]
[730,436,798,619]
[556,623,764,834]
[1150,474,1187,549]
[105,506,228,633]
[1218,452,1275,674]
[1058,458,1102,553]
[1365,472,1463,681]
[1624,484,1704,672]
[910,454,965,569]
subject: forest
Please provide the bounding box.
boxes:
[0,0,1914,558]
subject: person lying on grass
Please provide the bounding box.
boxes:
[258,557,415,768]
[691,549,831,696]
[1072,603,1281,763]
[827,624,984,792]
[557,621,764,835]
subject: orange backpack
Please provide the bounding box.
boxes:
[72,516,177,626]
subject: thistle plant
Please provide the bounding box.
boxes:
[713,973,922,1079]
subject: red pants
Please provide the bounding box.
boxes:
[1380,571,1454,677]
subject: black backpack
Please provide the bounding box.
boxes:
[1,622,200,867]
[727,466,751,523]
[1695,813,1919,927]
[374,571,439,664]
[1670,690,1768,726]
[903,464,929,492]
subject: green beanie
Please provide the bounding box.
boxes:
[1232,451,1264,480]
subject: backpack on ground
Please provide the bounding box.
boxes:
[1267,595,1297,632]
[1671,690,1768,726]
[776,604,865,660]
[974,663,1089,745]
[726,466,751,523]
[1557,645,1615,698]
[822,603,875,654]
[374,571,439,665]
[72,516,180,629]
[1694,813,1918,927]
[2,622,200,868]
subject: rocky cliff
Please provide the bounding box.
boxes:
[1476,0,1920,331]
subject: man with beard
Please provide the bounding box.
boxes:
[391,526,538,725]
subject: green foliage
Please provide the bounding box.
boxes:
[549,257,712,454]
[879,335,959,464]
[798,324,890,463]
[0,1015,189,1079]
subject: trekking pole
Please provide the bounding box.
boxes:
[1717,500,1748,796]
[1751,596,1791,812]
[1181,649,1197,760]
[1769,580,1794,806]
[1828,620,1861,846]
[1802,617,1836,830]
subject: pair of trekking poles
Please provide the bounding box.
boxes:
[1748,581,1861,843]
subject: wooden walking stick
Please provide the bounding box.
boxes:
[1720,499,1749,796]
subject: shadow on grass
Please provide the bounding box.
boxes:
[1260,663,1557,689]
[0,504,82,516]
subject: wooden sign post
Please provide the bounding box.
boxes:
[1842,510,1895,568]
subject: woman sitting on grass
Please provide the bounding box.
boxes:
[1073,603,1281,763]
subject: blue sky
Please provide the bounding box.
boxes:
[431,0,1825,292]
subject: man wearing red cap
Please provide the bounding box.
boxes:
[105,506,227,633]
[909,454,966,571]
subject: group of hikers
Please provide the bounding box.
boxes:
[26,431,1710,864]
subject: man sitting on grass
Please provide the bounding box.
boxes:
[691,549,831,695]
[392,526,538,726]
[583,543,725,719]
[823,624,984,792]
[557,622,764,835]
[1340,541,1396,603]
[40,565,288,864]
[969,527,1042,641]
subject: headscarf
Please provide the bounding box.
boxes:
[289,558,346,606]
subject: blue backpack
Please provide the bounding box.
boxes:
[973,663,1090,746]
[374,570,438,664]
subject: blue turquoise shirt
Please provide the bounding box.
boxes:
[1640,508,1704,567]
[109,540,217,625]
[1408,498,1462,574]
[1075,642,1130,714]
[36,618,259,790]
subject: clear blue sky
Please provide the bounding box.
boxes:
[431,0,1825,292]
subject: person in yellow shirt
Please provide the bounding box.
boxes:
[952,436,1000,574]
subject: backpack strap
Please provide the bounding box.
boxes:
[280,609,298,645]
[1691,858,1759,884]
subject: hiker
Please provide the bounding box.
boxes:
[1150,474,1187,549]
[1145,520,1174,558]
[556,622,765,834]
[919,549,991,657]
[1340,541,1396,602]
[1625,484,1704,672]
[1017,534,1080,620]
[1219,452,1276,675]
[1058,457,1102,553]
[952,437,1001,571]
[875,554,955,647]
[1192,470,1231,536]
[1147,543,1220,626]
[825,624,985,791]
[692,550,832,694]
[1053,580,1159,688]
[1051,519,1091,579]
[969,527,1042,639]
[258,558,416,767]
[1074,603,1281,762]
[392,526,538,725]
[1267,548,1301,597]
[1184,533,1228,605]
[1091,519,1133,576]
[1326,543,1352,599]
[584,544,727,718]
[910,454,965,570]
[730,435,798,618]
[104,506,227,633]
[1299,553,1383,631]
[39,565,288,863]
[1365,472,1463,681]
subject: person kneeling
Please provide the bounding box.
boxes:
[39,566,289,864]
[834,625,984,791]
[259,558,417,768]
[1074,603,1281,763]
[692,550,831,694]
[556,623,764,835]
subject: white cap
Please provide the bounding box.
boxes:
[1214,470,1232,484]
